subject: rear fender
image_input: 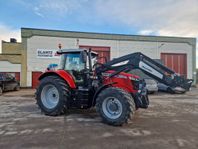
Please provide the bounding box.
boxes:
[39,70,76,89]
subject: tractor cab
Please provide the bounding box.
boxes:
[57,49,98,87]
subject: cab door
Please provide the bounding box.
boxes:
[63,52,86,87]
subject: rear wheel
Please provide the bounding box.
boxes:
[96,87,136,126]
[36,76,70,116]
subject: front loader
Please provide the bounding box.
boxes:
[36,49,193,126]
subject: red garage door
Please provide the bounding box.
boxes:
[32,72,43,89]
[79,45,110,64]
[161,53,187,77]
[14,72,20,81]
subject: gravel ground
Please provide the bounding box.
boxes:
[0,88,198,149]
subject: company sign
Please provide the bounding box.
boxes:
[37,49,60,59]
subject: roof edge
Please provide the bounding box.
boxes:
[21,27,196,46]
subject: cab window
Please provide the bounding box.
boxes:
[64,53,84,71]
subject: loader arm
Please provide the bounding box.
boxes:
[96,52,193,91]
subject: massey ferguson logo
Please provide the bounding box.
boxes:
[139,61,163,79]
[142,65,152,72]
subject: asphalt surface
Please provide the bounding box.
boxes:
[0,88,198,149]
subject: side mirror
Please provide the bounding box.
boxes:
[80,51,87,63]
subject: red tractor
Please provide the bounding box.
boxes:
[36,49,192,126]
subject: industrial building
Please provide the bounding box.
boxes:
[0,28,196,88]
[0,39,21,81]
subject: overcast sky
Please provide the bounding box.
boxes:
[0,0,197,66]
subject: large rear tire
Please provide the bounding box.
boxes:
[96,87,136,126]
[36,76,70,116]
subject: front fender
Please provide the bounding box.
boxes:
[39,70,76,89]
[92,82,117,106]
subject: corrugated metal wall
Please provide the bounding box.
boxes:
[161,53,187,77]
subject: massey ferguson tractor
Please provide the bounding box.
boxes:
[36,49,193,126]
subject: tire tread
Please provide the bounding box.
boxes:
[35,75,70,116]
[96,87,135,126]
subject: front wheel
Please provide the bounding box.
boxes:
[35,76,70,116]
[96,87,136,126]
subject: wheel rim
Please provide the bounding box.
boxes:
[102,97,123,119]
[41,84,59,109]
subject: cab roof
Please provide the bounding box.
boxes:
[57,48,98,55]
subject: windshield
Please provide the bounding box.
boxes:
[59,53,84,71]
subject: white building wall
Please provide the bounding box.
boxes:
[0,61,21,72]
[27,35,193,86]
[27,36,77,86]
